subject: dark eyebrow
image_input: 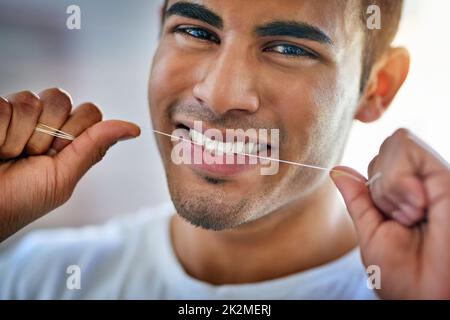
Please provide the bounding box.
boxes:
[165,1,223,29]
[255,21,333,46]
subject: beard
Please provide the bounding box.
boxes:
[166,169,282,231]
[168,179,250,231]
[162,146,325,232]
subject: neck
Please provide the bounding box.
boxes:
[171,180,357,285]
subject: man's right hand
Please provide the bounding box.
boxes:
[0,88,140,241]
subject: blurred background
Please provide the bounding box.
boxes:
[0,0,449,247]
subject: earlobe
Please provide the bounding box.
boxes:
[355,47,410,124]
[355,95,384,123]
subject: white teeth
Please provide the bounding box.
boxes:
[232,142,245,154]
[189,129,266,156]
[224,142,234,154]
[190,130,203,145]
[215,142,225,156]
[204,137,216,152]
[245,142,255,154]
[258,143,268,153]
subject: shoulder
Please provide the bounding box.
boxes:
[285,248,379,300]
[0,202,175,299]
[322,248,379,300]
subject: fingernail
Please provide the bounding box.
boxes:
[398,202,422,222]
[406,193,423,208]
[392,210,413,226]
[47,148,58,156]
[330,170,347,179]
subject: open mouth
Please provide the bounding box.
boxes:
[175,123,272,157]
[170,121,280,178]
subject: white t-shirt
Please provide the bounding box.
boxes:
[0,202,377,299]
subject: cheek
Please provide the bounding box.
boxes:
[149,45,199,116]
[264,69,339,153]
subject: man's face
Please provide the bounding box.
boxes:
[149,0,364,230]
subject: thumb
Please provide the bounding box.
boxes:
[330,166,383,247]
[55,120,140,187]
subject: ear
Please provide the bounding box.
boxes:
[356,47,410,123]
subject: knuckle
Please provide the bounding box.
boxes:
[12,91,43,116]
[0,97,12,115]
[368,155,379,175]
[378,129,415,159]
[84,126,98,145]
[0,146,22,159]
[40,88,73,114]
[10,90,40,106]
[378,137,392,153]
[81,102,103,122]
[393,128,411,138]
[380,128,412,151]
[84,127,108,164]
[26,142,47,155]
[25,100,43,116]
[391,128,415,148]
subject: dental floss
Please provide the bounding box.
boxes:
[151,129,381,187]
[35,123,75,141]
[33,124,381,187]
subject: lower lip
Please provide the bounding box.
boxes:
[181,139,260,177]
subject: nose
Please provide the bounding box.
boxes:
[192,43,260,116]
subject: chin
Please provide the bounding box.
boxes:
[170,188,250,231]
[160,141,299,231]
[166,168,272,231]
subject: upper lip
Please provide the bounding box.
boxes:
[174,118,273,148]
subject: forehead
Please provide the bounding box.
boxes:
[166,0,361,47]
